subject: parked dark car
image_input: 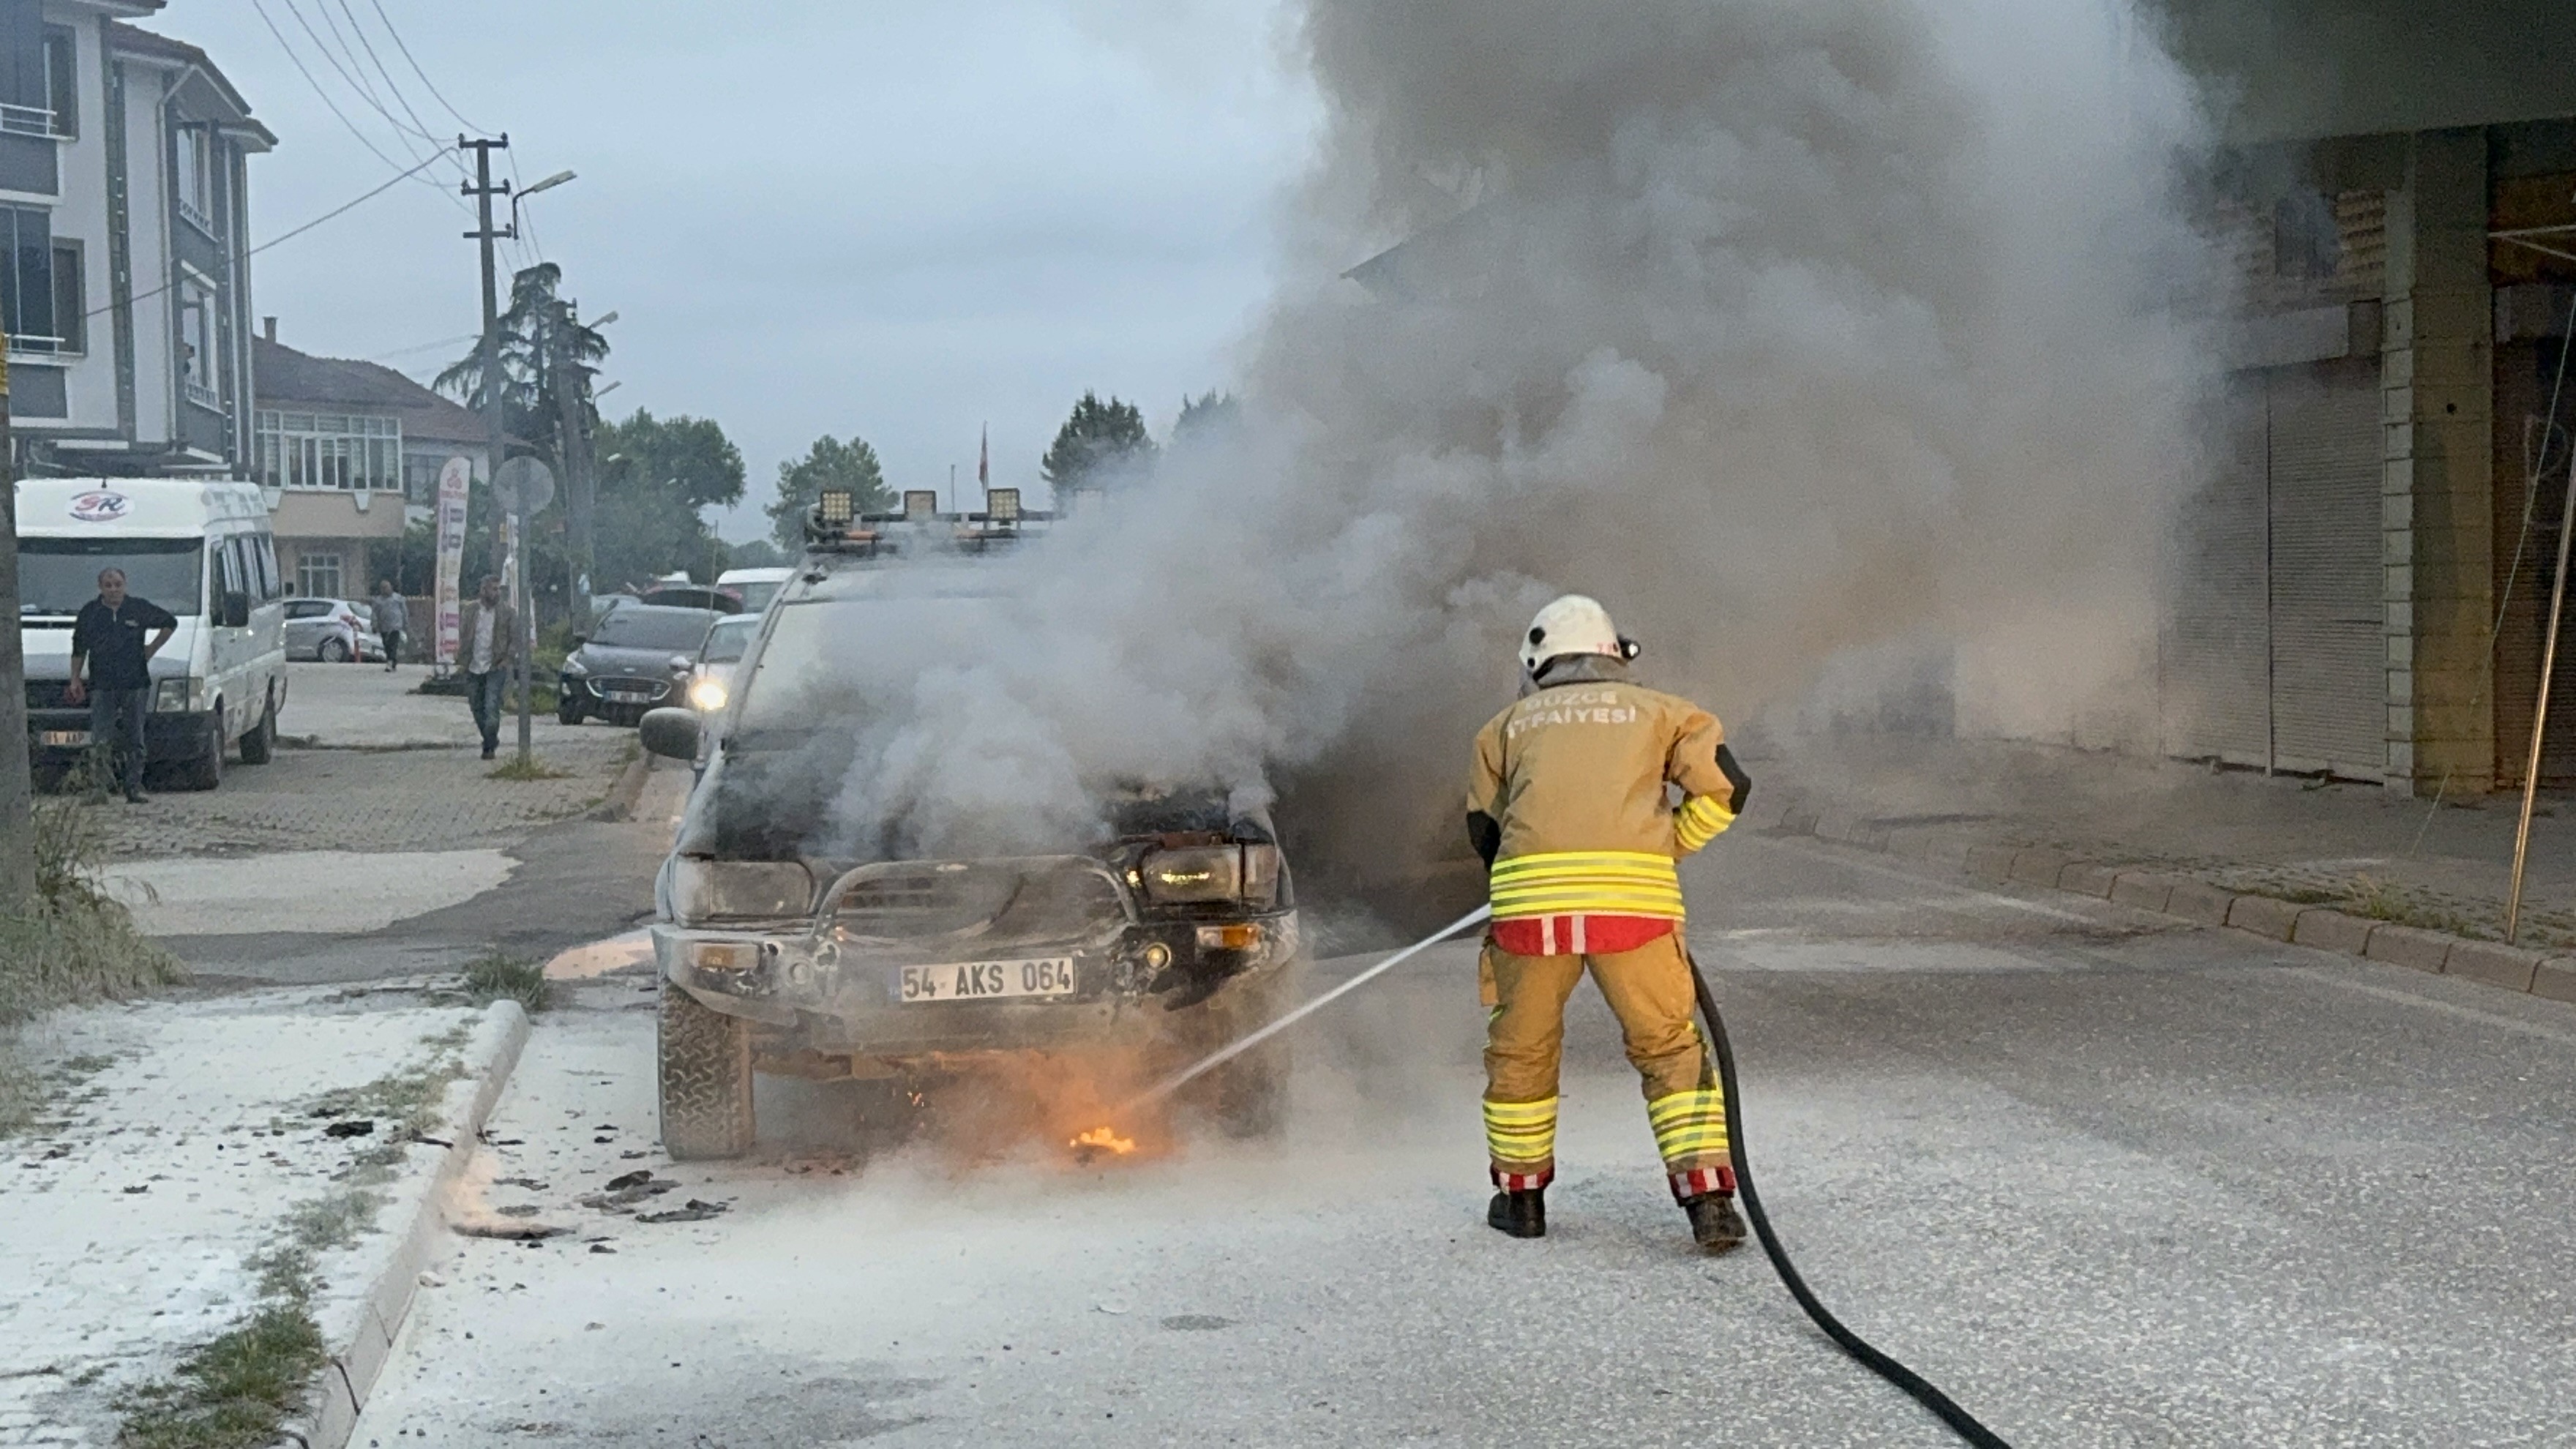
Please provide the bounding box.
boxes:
[557,604,722,725]
[634,583,744,615]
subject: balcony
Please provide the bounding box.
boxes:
[0,104,64,141]
[183,379,220,411]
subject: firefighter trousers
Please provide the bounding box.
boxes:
[1480,931,1734,1200]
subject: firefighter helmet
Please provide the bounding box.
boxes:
[1520,594,1639,676]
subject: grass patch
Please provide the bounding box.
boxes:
[115,1305,328,1449]
[486,755,572,781]
[0,764,184,1028]
[2346,876,2482,937]
[463,950,550,1014]
[304,1025,474,1142]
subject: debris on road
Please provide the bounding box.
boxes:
[634,1199,727,1224]
[323,1118,376,1137]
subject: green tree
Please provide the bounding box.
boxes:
[767,435,891,549]
[433,263,608,469]
[1172,389,1241,444]
[721,538,789,570]
[1039,391,1156,493]
[588,410,749,591]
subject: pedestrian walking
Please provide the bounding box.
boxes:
[370,580,409,672]
[1464,594,1755,1251]
[456,574,517,760]
[65,567,178,804]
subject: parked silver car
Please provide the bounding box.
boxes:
[282,597,371,662]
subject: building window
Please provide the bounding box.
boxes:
[49,241,81,354]
[176,124,212,234]
[43,29,75,139]
[2274,191,2340,282]
[296,550,344,600]
[179,281,216,409]
[255,411,405,492]
[0,206,56,352]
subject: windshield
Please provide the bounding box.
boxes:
[700,616,760,663]
[593,610,716,651]
[735,589,1003,735]
[732,580,782,612]
[18,537,203,615]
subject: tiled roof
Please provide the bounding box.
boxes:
[254,336,492,446]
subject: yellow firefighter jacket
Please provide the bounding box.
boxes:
[1464,661,1735,921]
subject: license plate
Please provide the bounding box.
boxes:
[897,958,1077,1003]
[604,686,654,703]
[39,730,88,747]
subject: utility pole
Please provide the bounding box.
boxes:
[459,134,532,767]
[549,299,596,633]
[0,339,34,913]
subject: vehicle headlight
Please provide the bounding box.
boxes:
[151,678,190,712]
[687,677,728,712]
[1139,844,1281,906]
[667,858,814,921]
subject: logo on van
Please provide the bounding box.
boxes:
[67,491,131,523]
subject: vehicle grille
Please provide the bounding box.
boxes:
[834,860,1127,946]
[588,677,671,702]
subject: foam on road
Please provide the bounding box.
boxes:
[106,848,517,935]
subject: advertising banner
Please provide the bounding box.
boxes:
[433,456,471,667]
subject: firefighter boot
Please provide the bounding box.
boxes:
[1486,1188,1546,1239]
[1682,1192,1747,1254]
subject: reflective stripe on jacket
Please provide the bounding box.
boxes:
[1465,661,1734,921]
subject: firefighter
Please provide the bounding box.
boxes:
[1465,594,1753,1251]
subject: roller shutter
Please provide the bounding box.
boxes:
[2164,386,2272,768]
[2266,358,2386,778]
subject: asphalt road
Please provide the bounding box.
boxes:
[351,830,2576,1448]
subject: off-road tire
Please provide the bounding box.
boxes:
[237,698,275,764]
[659,984,754,1159]
[1174,970,1294,1140]
[178,711,223,792]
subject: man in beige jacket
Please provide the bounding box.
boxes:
[1465,594,1752,1251]
[456,575,518,760]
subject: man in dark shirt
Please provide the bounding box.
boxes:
[67,567,179,804]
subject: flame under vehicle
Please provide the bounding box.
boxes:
[639,488,1301,1159]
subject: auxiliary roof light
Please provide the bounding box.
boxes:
[903,490,940,521]
[817,487,855,527]
[986,487,1020,523]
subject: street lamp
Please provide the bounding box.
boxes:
[509,169,576,231]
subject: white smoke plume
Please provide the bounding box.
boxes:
[782,0,2223,883]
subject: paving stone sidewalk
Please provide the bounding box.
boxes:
[1757,734,2576,951]
[0,987,523,1446]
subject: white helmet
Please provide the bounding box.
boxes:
[1519,594,1639,676]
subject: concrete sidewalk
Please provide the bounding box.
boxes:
[0,986,526,1447]
[1758,733,2574,950]
[277,660,586,751]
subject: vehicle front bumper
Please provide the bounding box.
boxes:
[653,909,1301,1057]
[25,706,217,763]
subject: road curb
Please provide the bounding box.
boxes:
[1767,798,2576,1007]
[586,747,654,823]
[282,1000,532,1449]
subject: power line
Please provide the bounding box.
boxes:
[248,0,463,214]
[329,0,446,149]
[367,0,490,138]
[88,151,447,322]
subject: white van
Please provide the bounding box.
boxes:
[15,478,288,790]
[713,564,793,613]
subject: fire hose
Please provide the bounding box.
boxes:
[1142,905,2012,1448]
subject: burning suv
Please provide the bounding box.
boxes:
[637,502,1300,1160]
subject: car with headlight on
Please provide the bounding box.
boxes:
[636,511,1300,1161]
[681,613,759,716]
[557,603,722,726]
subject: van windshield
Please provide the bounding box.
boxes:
[18,537,203,615]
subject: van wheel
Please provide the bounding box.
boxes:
[659,985,754,1159]
[179,712,223,791]
[237,698,275,765]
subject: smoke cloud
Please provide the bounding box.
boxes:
[749,0,2225,886]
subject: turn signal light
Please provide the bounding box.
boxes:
[689,941,749,972]
[1196,924,1259,951]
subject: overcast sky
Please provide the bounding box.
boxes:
[162,0,1321,541]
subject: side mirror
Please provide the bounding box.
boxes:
[638,707,702,762]
[667,654,692,673]
[221,591,250,628]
